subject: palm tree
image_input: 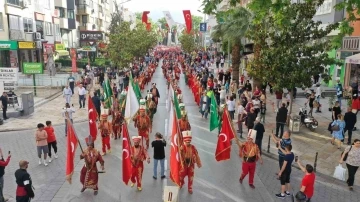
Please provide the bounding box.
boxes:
[212,7,251,84]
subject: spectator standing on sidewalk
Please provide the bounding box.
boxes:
[330,114,345,149]
[336,79,343,107]
[78,84,86,109]
[275,90,283,109]
[259,103,266,123]
[0,148,11,202]
[296,159,315,202]
[220,57,225,68]
[237,101,245,138]
[253,117,265,155]
[227,95,236,120]
[15,160,34,201]
[35,123,49,166]
[332,101,341,121]
[152,133,166,180]
[0,92,8,120]
[344,107,357,145]
[63,85,72,104]
[92,93,101,120]
[276,144,294,199]
[245,108,257,132]
[276,103,288,138]
[271,131,292,169]
[44,121,58,163]
[340,139,360,190]
[315,83,322,112]
[68,74,76,94]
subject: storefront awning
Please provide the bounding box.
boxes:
[56,50,69,56]
[345,53,360,65]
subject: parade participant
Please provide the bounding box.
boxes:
[179,112,191,132]
[218,104,226,134]
[63,85,72,104]
[146,93,157,123]
[179,103,186,116]
[237,132,263,189]
[112,109,123,140]
[118,91,127,115]
[175,65,181,80]
[180,131,202,194]
[133,105,152,149]
[130,136,150,191]
[15,160,34,202]
[99,114,112,155]
[80,136,105,195]
[151,83,160,105]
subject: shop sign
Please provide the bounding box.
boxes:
[18,42,36,49]
[0,41,18,50]
[80,31,103,41]
[23,63,43,74]
[0,68,18,82]
[55,44,65,50]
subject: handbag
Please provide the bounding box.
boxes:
[342,146,352,161]
[295,191,307,201]
[333,164,346,181]
[331,122,340,131]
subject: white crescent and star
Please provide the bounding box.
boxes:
[88,109,93,114]
[219,133,227,143]
[185,14,190,19]
[71,142,75,154]
[122,138,129,159]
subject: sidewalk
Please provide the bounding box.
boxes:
[0,87,89,132]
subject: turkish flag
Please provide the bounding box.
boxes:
[146,23,151,31]
[183,10,192,34]
[122,124,132,185]
[88,97,98,141]
[142,11,150,24]
[66,119,78,184]
[215,109,235,161]
[169,108,182,186]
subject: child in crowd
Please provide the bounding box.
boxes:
[44,121,58,163]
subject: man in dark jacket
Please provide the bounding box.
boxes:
[15,160,34,202]
[344,107,357,145]
[246,108,257,131]
[92,93,101,120]
[276,103,288,138]
[253,117,265,155]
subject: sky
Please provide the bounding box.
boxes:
[121,0,204,23]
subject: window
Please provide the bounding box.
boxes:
[9,15,21,30]
[67,9,74,19]
[99,6,103,13]
[23,18,33,32]
[54,24,60,36]
[0,12,3,30]
[45,22,52,35]
[90,0,94,8]
[36,20,43,32]
[82,15,87,24]
[7,0,21,6]
[56,7,65,18]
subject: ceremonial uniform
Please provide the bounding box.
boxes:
[151,84,160,105]
[133,105,152,149]
[15,161,34,202]
[130,136,150,191]
[112,110,123,140]
[146,94,157,123]
[179,111,191,132]
[80,136,105,195]
[180,131,202,194]
[99,114,112,155]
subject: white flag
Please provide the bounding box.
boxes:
[168,102,174,137]
[124,80,139,123]
[163,11,175,28]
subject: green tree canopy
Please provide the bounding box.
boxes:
[179,33,196,54]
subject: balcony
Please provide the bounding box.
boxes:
[78,23,88,31]
[342,36,360,51]
[77,5,92,15]
[9,29,24,40]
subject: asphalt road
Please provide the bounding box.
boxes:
[1,61,359,202]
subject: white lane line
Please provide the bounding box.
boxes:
[192,136,217,146]
[197,190,217,200]
[196,147,214,156]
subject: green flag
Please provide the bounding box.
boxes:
[130,74,141,104]
[104,79,113,108]
[173,91,182,119]
[209,92,219,131]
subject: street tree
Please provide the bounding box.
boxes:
[179,33,196,54]
[107,3,123,35]
[246,0,341,115]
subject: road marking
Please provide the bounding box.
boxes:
[192,136,217,146]
[197,190,216,200]
[196,147,214,156]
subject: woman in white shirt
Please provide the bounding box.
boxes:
[227,95,236,120]
[252,97,261,116]
[219,86,226,104]
[315,83,322,112]
[237,100,245,138]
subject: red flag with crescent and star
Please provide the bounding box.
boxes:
[142,11,150,24]
[169,107,182,186]
[66,119,78,184]
[122,124,132,185]
[215,109,235,161]
[87,97,98,141]
[183,10,192,34]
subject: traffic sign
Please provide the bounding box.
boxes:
[200,23,207,32]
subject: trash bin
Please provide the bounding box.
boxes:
[163,186,179,202]
[289,115,300,132]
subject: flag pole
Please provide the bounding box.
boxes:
[66,117,84,153]
[224,108,240,142]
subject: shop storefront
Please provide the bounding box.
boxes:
[18,41,42,72]
[0,41,19,69]
[54,44,69,60]
[344,53,360,86]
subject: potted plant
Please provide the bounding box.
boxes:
[328,95,335,111]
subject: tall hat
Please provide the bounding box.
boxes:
[85,135,94,145]
[121,90,127,96]
[147,92,153,99]
[182,131,192,143]
[101,114,108,120]
[177,93,183,100]
[220,104,226,109]
[139,99,146,105]
[179,103,185,109]
[132,136,142,143]
[247,129,257,143]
